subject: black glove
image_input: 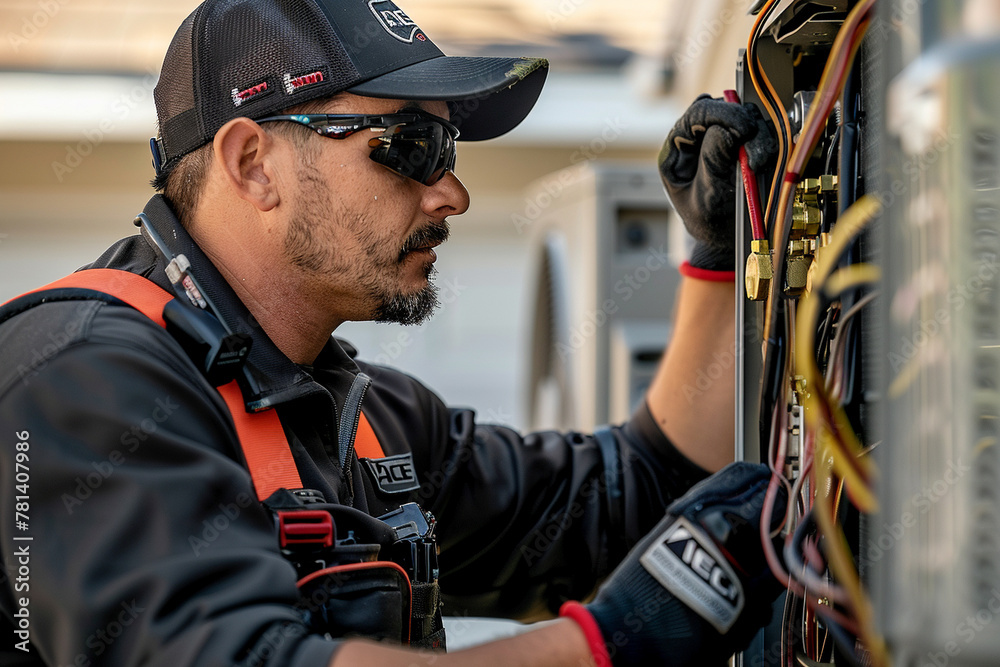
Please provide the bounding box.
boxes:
[659,95,776,271]
[561,462,786,666]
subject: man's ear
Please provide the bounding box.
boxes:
[213,118,281,212]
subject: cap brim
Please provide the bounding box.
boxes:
[347,56,548,141]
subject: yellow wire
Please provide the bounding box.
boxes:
[813,457,890,667]
[794,195,890,667]
[797,265,880,512]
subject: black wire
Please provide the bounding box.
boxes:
[838,58,863,218]
[796,653,833,667]
[816,304,840,369]
[825,618,864,667]
[839,313,863,407]
[784,509,820,583]
[825,125,842,174]
[822,125,842,234]
[765,102,791,235]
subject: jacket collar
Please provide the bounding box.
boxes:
[138,195,360,411]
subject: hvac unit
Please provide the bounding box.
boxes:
[522,161,688,432]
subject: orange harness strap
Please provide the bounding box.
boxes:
[14,268,173,327]
[18,269,302,501]
[355,412,385,460]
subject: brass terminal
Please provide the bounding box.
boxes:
[745,240,773,302]
[786,255,812,295]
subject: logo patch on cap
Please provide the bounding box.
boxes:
[232,81,270,107]
[283,70,326,96]
[363,453,421,494]
[368,0,422,44]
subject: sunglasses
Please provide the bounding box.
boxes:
[256,111,459,186]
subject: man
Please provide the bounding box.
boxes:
[0,1,776,665]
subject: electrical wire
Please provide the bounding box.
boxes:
[790,193,889,666]
[761,0,876,373]
[801,266,880,508]
[723,89,767,241]
[746,4,885,664]
[827,291,879,400]
[824,617,865,667]
[802,320,885,663]
[796,198,882,505]
[745,0,791,231]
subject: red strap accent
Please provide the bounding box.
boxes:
[679,261,737,283]
[10,268,173,326]
[355,411,385,460]
[12,269,302,500]
[217,381,302,500]
[560,601,612,667]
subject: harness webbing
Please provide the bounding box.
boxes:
[9,269,304,500]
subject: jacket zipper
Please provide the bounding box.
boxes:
[339,372,372,473]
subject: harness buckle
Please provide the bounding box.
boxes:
[277,509,335,548]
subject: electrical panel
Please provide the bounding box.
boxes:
[731,1,1000,666]
[733,1,885,665]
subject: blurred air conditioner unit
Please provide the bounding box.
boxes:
[523,161,689,432]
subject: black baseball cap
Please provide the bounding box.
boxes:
[151,0,549,178]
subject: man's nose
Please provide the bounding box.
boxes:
[423,171,471,220]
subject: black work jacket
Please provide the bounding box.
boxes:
[0,196,709,667]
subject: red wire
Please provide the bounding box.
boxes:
[723,90,767,241]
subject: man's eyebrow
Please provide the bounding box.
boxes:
[395,103,428,114]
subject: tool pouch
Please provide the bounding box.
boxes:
[297,561,412,644]
[266,490,445,649]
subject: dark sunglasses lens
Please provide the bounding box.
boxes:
[368,122,455,185]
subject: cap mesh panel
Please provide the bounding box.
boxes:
[154,11,198,156]
[156,0,360,171]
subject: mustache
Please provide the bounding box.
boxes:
[398,221,450,262]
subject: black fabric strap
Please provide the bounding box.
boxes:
[410,581,446,650]
[593,426,624,546]
[410,581,441,619]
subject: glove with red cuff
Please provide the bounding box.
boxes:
[560,462,786,667]
[658,95,775,276]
